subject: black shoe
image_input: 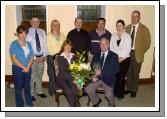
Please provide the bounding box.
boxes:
[37,93,47,98]
[32,96,36,101]
[93,99,102,107]
[130,92,136,97]
[124,90,132,95]
[117,96,124,100]
[27,103,34,107]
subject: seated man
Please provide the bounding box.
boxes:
[84,38,119,107]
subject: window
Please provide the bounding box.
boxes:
[77,5,103,32]
[77,5,101,22]
[22,5,46,21]
[21,5,47,31]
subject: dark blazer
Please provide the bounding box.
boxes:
[91,51,119,87]
[56,55,77,82]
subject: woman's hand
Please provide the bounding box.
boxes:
[22,66,30,73]
[34,56,46,63]
[119,57,125,63]
[72,80,80,90]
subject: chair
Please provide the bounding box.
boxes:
[53,55,64,107]
[55,88,63,107]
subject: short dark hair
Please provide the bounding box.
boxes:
[132,10,140,16]
[31,16,40,20]
[16,25,28,34]
[116,19,125,26]
[75,17,82,22]
[97,17,106,23]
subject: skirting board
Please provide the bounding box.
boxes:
[5,75,155,88]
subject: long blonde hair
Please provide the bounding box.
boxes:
[50,19,60,33]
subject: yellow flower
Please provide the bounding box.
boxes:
[77,66,82,71]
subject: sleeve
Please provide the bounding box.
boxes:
[25,29,32,42]
[42,30,49,57]
[61,32,66,41]
[28,42,34,57]
[112,54,120,74]
[143,27,151,52]
[110,36,115,53]
[86,32,91,53]
[9,42,16,56]
[66,31,71,40]
[120,34,131,58]
[90,54,100,70]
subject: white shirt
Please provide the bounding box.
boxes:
[130,23,139,50]
[110,32,131,59]
[60,52,75,64]
[100,50,109,69]
[21,44,30,58]
[26,27,48,57]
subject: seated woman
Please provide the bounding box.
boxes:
[54,40,80,107]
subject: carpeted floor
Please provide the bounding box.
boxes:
[5,83,155,107]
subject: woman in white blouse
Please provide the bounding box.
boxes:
[110,20,131,100]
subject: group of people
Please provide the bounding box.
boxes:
[9,10,151,107]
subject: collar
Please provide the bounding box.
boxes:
[60,52,75,59]
[132,22,139,28]
[101,50,109,56]
[75,28,81,32]
[96,29,106,36]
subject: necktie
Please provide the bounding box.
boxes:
[100,53,105,68]
[35,29,41,52]
[131,26,135,47]
[117,39,121,46]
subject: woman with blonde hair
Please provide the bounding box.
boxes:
[47,19,65,96]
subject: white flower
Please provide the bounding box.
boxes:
[79,63,91,70]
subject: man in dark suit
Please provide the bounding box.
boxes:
[125,10,151,97]
[84,38,119,107]
[67,17,91,61]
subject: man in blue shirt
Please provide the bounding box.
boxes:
[26,16,48,101]
[90,18,112,56]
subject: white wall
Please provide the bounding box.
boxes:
[5,5,155,81]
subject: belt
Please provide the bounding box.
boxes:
[91,40,100,43]
[35,54,43,57]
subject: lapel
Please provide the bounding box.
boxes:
[135,23,142,47]
[126,24,132,34]
[102,52,110,69]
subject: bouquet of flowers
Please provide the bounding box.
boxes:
[68,52,94,96]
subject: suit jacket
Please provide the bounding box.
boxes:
[91,51,119,87]
[56,55,77,82]
[126,23,151,63]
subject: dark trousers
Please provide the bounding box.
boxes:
[12,65,32,107]
[126,51,142,92]
[114,57,130,97]
[46,55,56,96]
[56,78,80,107]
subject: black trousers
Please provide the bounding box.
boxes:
[56,78,80,107]
[114,57,130,97]
[46,55,56,96]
